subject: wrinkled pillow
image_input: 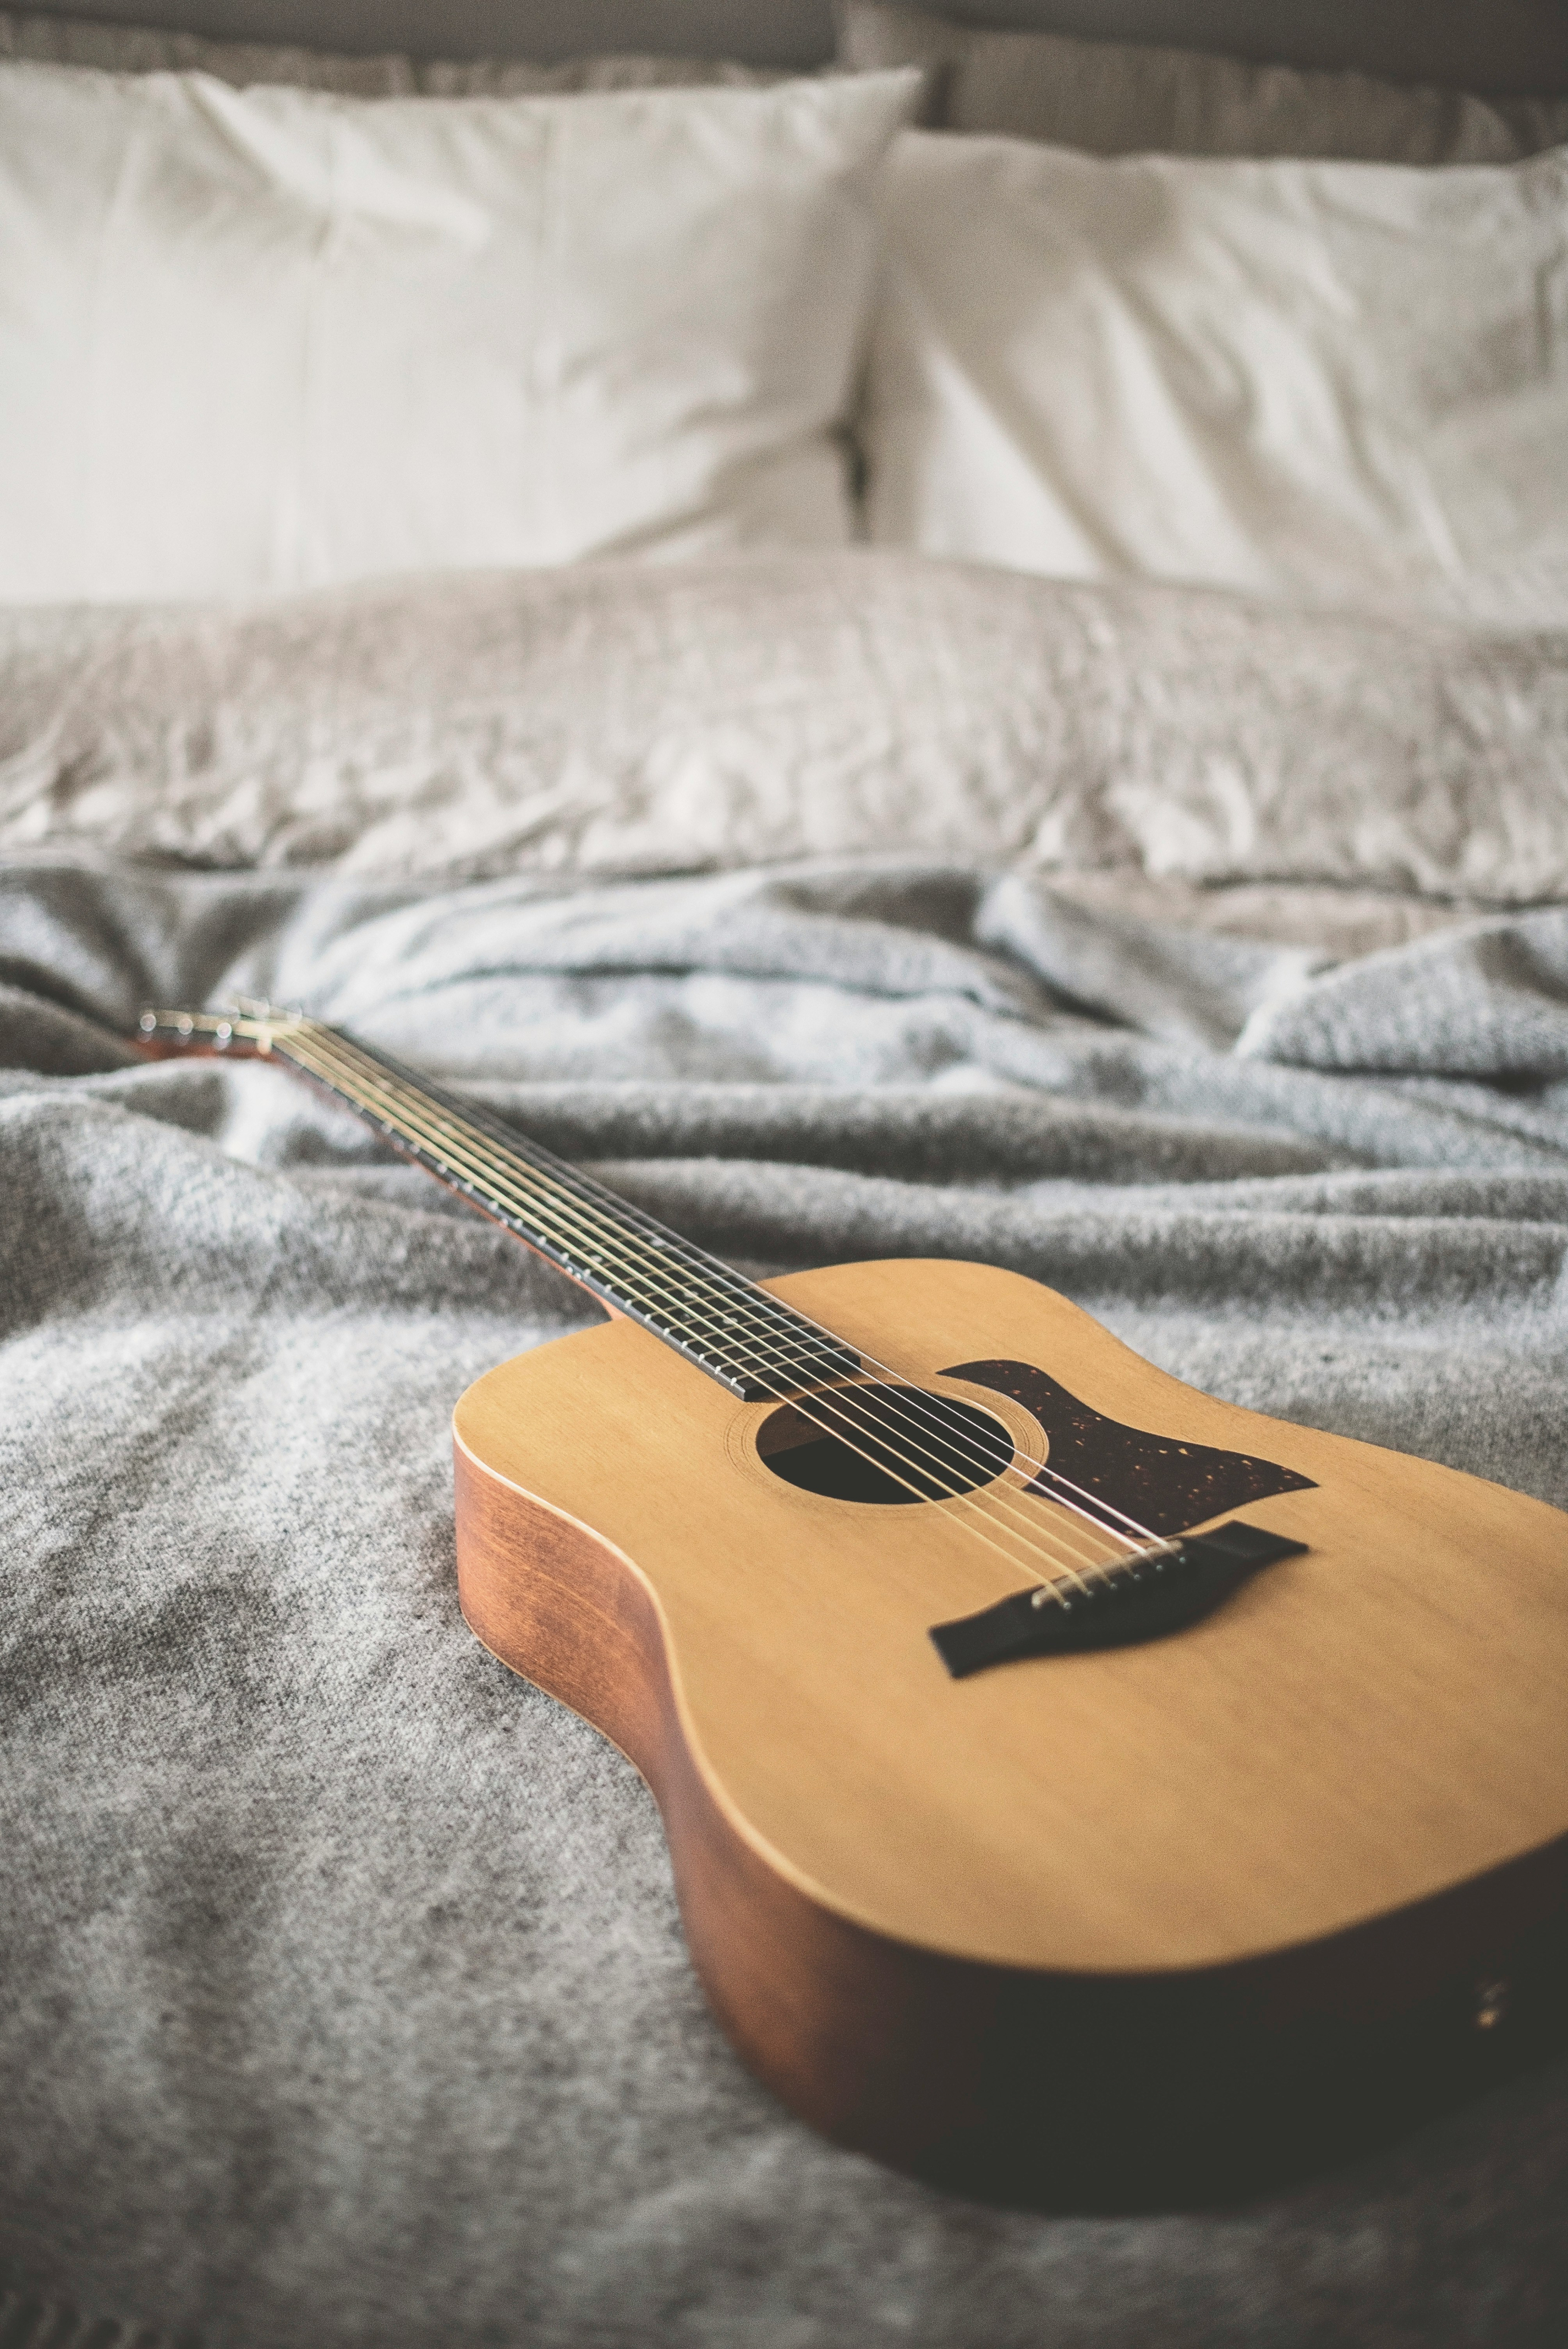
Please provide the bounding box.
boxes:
[839,1,1568,163]
[0,60,916,602]
[863,130,1568,629]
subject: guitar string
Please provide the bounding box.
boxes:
[278,1019,1168,1583]
[267,1020,1176,1596]
[276,1024,1166,1597]
[274,1041,1106,1603]
[219,1001,1165,1564]
[153,1007,1172,1601]
[285,1017,1172,1570]
[272,1023,1125,1601]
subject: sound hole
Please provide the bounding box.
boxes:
[756,1384,1015,1506]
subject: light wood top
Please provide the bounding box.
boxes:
[454,1257,1568,1975]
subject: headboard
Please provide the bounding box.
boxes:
[14,0,1568,97]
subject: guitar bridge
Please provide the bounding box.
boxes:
[929,1519,1308,1678]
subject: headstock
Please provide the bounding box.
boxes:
[134,997,306,1058]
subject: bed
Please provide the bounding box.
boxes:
[2,6,1566,2346]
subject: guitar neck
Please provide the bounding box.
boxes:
[137,1006,859,1401]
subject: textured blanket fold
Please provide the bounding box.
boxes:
[2,852,1565,2349]
[5,552,1567,903]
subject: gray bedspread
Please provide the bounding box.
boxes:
[2,849,1566,2349]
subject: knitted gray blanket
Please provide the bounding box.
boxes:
[2,851,1565,2349]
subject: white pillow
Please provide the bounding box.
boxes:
[863,131,1568,628]
[0,61,916,601]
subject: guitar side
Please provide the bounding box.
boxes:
[452,1256,1568,2200]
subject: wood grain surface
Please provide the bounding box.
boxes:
[453,1256,1568,2187]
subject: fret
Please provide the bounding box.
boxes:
[139,1005,860,1401]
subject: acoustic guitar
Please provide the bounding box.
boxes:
[138,1002,1568,2200]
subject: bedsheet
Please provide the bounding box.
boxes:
[2,849,1566,2348]
[5,552,1567,904]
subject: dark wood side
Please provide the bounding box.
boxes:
[453,1436,1568,2209]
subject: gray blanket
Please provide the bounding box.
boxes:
[3,850,1566,2349]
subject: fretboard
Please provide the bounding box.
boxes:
[169,1010,860,1402]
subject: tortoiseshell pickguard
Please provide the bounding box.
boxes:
[942,1359,1316,1539]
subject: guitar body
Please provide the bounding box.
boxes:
[129,1009,1568,2199]
[457,1256,1568,2201]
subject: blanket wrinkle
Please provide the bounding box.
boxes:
[1237,907,1568,1074]
[978,868,1332,1049]
[2,849,1566,2349]
[4,555,1566,902]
